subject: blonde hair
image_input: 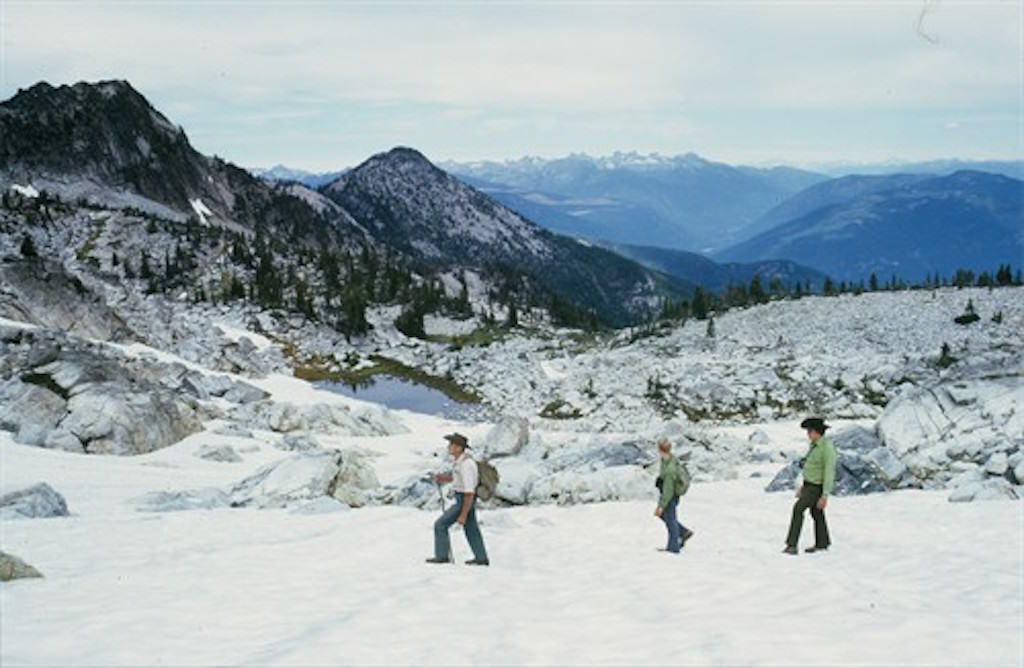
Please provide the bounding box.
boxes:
[656,437,672,453]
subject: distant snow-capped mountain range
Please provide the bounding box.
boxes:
[253,153,1023,283]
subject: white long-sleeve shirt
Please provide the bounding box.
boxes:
[452,452,478,494]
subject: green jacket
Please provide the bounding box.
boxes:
[658,457,681,509]
[802,436,837,496]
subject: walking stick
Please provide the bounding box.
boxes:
[435,479,455,563]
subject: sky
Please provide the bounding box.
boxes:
[1,1,1020,171]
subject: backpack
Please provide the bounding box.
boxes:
[676,458,691,497]
[476,459,500,501]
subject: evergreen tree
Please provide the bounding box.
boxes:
[19,234,37,258]
[869,272,878,292]
[506,301,519,328]
[748,275,766,304]
[691,286,710,320]
[339,288,369,336]
[937,342,956,368]
[395,304,426,339]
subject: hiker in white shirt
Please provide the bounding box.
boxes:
[426,433,490,566]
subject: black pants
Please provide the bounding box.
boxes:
[786,482,830,549]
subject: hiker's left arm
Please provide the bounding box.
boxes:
[457,491,474,525]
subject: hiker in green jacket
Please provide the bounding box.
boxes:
[654,438,694,553]
[783,417,837,555]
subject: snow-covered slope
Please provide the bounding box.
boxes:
[2,426,1020,666]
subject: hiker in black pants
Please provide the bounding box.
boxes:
[783,417,837,555]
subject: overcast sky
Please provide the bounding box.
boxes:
[2,1,1020,170]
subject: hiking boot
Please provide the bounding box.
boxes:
[782,546,798,555]
[804,546,829,553]
[425,557,450,564]
[680,529,695,547]
[465,559,490,566]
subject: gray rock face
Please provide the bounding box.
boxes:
[765,429,907,496]
[482,417,529,458]
[0,379,67,446]
[43,428,85,453]
[380,477,442,510]
[765,461,802,493]
[195,444,242,463]
[0,337,203,455]
[0,551,43,581]
[0,483,69,519]
[831,426,883,453]
[0,259,133,341]
[877,378,1023,485]
[62,385,202,455]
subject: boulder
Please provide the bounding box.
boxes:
[0,324,24,343]
[212,423,254,438]
[195,444,242,463]
[42,428,85,453]
[949,478,1021,503]
[0,483,69,519]
[481,416,529,458]
[135,488,231,512]
[277,433,321,452]
[60,384,202,455]
[984,452,1009,476]
[831,426,883,453]
[748,429,772,445]
[1013,460,1024,486]
[865,446,907,485]
[765,461,802,493]
[26,339,60,367]
[765,451,896,496]
[493,458,542,505]
[0,551,43,581]
[381,476,443,509]
[833,453,891,495]
[0,379,67,447]
[223,381,267,404]
[525,466,653,505]
[546,438,652,472]
[229,451,376,509]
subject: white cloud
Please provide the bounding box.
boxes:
[2,2,1017,167]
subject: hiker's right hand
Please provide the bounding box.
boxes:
[433,473,452,484]
[795,485,803,498]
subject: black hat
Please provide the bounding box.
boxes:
[443,432,469,448]
[800,417,829,433]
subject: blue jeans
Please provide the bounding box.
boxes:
[661,496,690,553]
[434,492,488,562]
